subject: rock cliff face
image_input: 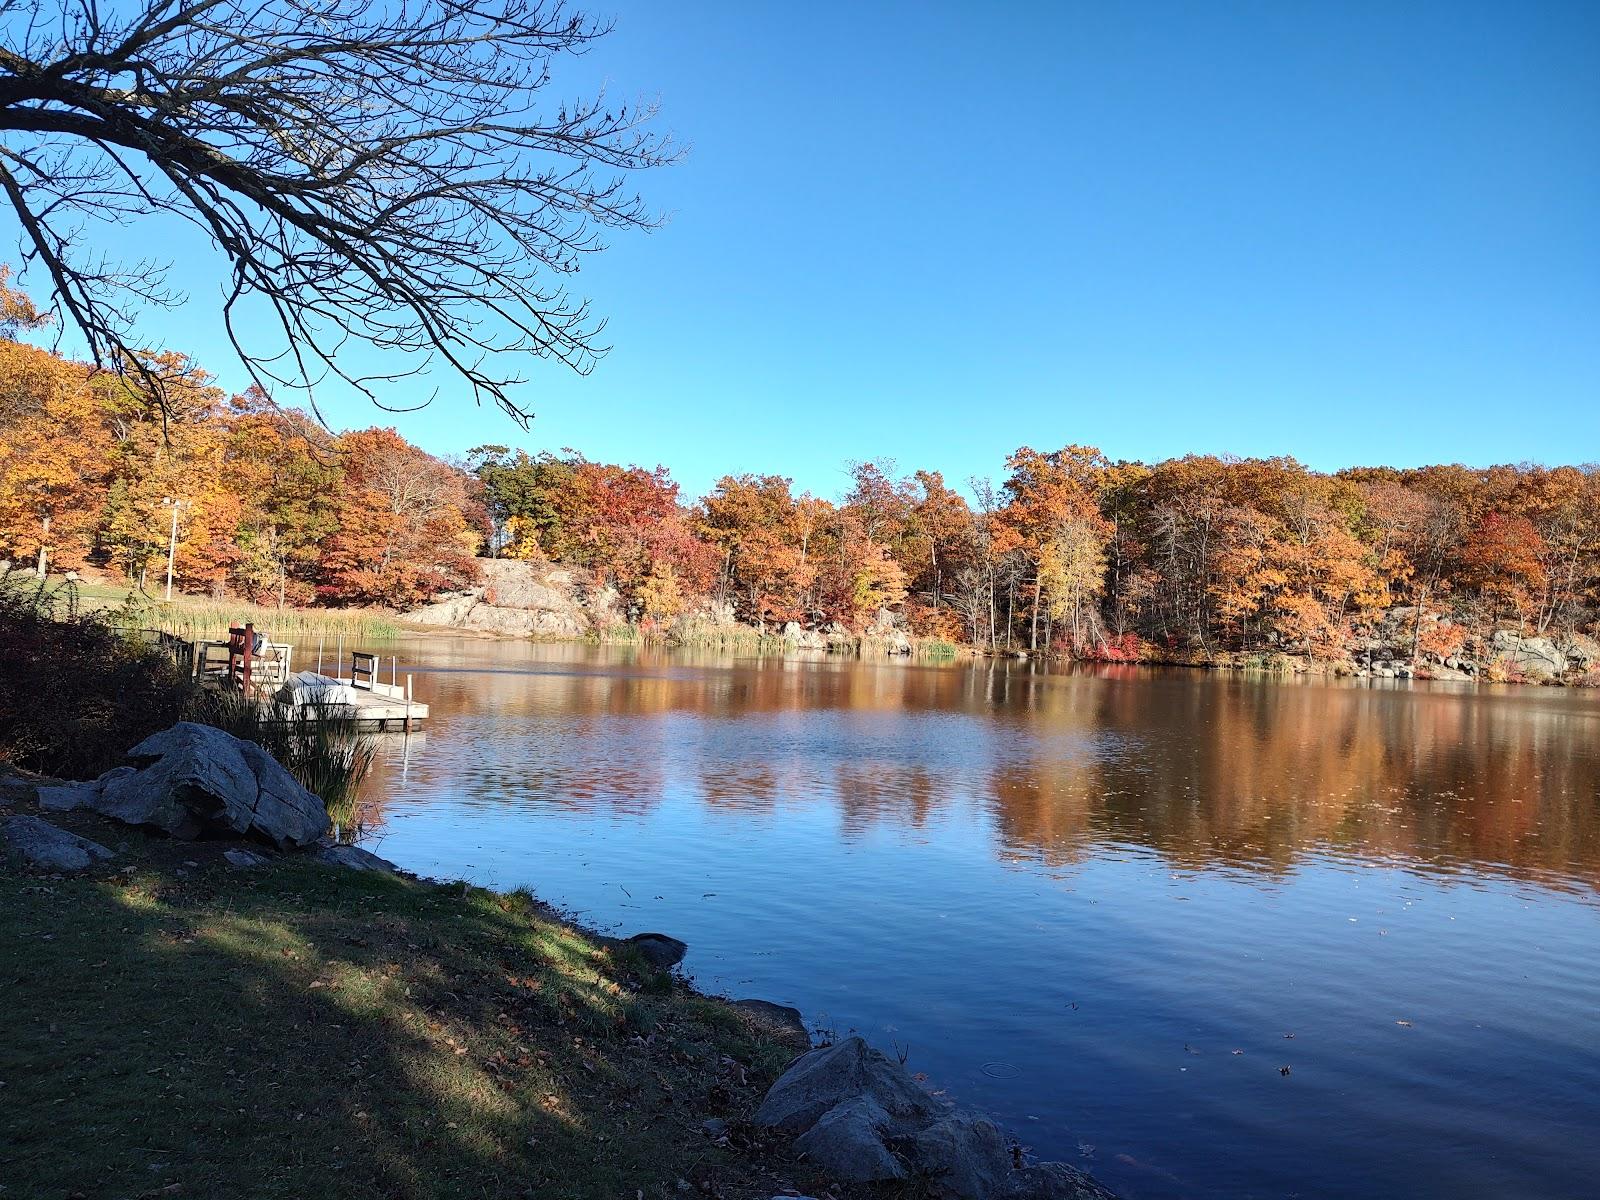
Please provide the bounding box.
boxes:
[404,560,923,657]
[404,560,622,639]
[1344,608,1599,683]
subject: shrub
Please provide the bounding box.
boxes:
[1082,632,1154,663]
[0,567,193,778]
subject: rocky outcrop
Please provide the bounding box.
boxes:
[1491,630,1565,679]
[863,610,913,656]
[406,558,941,657]
[40,722,329,849]
[404,560,600,638]
[1346,608,1600,683]
[3,814,114,871]
[1559,632,1600,670]
[755,1037,1114,1199]
[781,621,827,651]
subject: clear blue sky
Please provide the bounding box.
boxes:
[7,0,1598,500]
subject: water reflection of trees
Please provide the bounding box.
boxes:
[371,647,1600,893]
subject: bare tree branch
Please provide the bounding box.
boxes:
[0,0,678,422]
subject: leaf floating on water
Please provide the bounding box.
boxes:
[1395,1019,1414,1027]
[1231,1049,1244,1055]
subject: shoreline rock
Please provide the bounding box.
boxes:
[755,1036,1115,1199]
[40,722,329,848]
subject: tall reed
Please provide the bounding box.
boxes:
[103,590,400,645]
[186,689,379,831]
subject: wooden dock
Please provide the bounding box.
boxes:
[324,679,430,731]
[148,623,427,730]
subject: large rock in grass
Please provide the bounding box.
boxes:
[2,815,114,872]
[316,843,398,873]
[755,1036,1117,1198]
[40,722,328,849]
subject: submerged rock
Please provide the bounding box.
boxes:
[754,1036,1116,1199]
[40,722,328,849]
[3,814,114,872]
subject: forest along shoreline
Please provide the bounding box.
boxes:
[398,558,1600,687]
[0,745,1117,1200]
[4,327,1597,693]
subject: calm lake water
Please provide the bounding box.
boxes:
[362,639,1600,1200]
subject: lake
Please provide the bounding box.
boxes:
[361,638,1600,1200]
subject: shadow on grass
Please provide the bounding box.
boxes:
[0,851,796,1200]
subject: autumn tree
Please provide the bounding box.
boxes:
[698,475,821,626]
[1000,446,1113,651]
[0,339,109,573]
[321,428,483,606]
[223,391,342,606]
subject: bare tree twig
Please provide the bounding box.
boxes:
[0,0,677,422]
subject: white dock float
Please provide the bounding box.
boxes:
[279,671,427,731]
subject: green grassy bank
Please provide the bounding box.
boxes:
[0,794,818,1200]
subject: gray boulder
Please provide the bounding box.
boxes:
[733,998,810,1048]
[1491,630,1566,679]
[754,1036,1118,1199]
[3,815,114,872]
[315,843,397,873]
[781,622,828,651]
[913,1111,1014,1199]
[623,932,687,970]
[40,723,328,848]
[224,848,270,869]
[794,1096,905,1182]
[1004,1164,1120,1200]
[755,1036,935,1136]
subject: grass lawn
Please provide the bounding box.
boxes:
[0,797,813,1200]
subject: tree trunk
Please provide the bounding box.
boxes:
[36,511,50,576]
[1029,573,1041,652]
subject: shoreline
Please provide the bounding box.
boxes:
[1,762,1118,1199]
[388,620,1600,689]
